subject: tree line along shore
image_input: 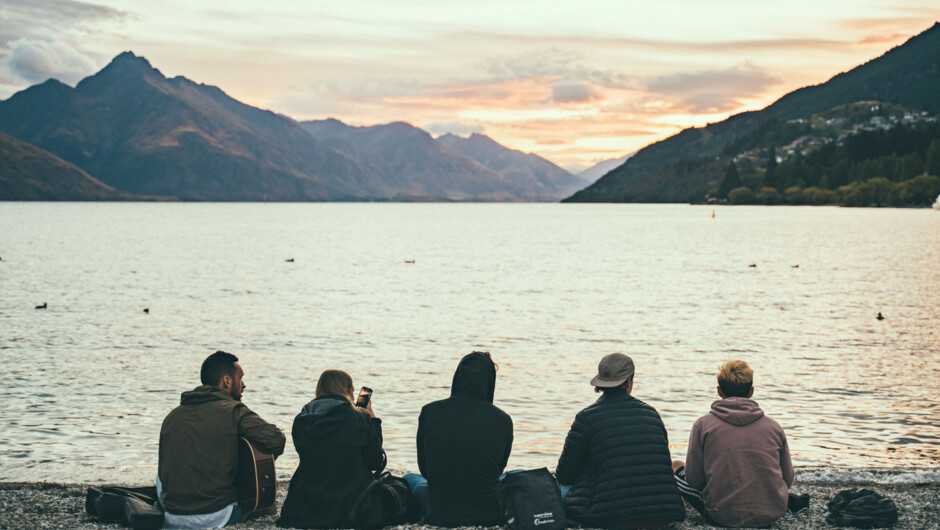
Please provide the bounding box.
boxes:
[707,111,940,207]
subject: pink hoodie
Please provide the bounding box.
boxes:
[684,398,794,528]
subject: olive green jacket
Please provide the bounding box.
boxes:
[158,385,286,515]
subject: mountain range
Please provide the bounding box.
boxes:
[300,120,584,201]
[0,53,370,201]
[436,132,587,199]
[565,22,940,202]
[0,53,581,202]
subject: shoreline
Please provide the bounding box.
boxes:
[1,478,937,529]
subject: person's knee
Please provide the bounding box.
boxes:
[402,473,426,492]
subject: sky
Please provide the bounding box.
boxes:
[1,1,937,172]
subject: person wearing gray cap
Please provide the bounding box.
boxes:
[555,353,685,529]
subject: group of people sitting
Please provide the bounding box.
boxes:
[156,350,802,529]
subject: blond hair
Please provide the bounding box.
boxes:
[315,369,354,403]
[717,360,753,397]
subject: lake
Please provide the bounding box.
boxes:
[0,202,937,483]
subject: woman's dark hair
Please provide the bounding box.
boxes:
[200,350,238,386]
[316,370,354,403]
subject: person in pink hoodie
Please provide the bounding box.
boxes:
[673,360,806,527]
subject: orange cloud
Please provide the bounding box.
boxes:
[839,16,930,32]
[643,62,782,114]
[857,33,914,46]
[385,77,555,111]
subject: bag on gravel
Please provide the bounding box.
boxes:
[498,468,567,530]
[348,472,417,528]
[86,485,164,530]
[826,488,898,528]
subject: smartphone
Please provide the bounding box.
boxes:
[355,387,373,408]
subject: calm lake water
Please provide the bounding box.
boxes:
[0,203,938,483]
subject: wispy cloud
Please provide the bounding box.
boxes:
[857,32,914,46]
[838,16,931,32]
[836,16,928,47]
[0,0,126,41]
[480,47,636,89]
[422,121,486,137]
[383,78,555,112]
[643,62,782,114]
[457,30,854,57]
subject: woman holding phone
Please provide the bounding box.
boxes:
[277,370,384,528]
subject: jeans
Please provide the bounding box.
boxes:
[402,473,439,526]
[225,505,243,526]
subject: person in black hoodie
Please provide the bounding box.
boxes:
[404,351,513,527]
[556,353,685,529]
[277,370,385,529]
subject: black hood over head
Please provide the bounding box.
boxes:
[450,351,496,402]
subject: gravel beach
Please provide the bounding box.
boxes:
[1,477,937,530]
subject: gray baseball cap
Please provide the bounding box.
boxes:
[590,353,635,387]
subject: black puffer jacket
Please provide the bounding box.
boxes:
[277,395,384,528]
[556,391,685,528]
[417,352,513,527]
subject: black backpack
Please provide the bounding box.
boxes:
[348,472,417,528]
[85,485,164,530]
[826,488,899,528]
[498,468,567,530]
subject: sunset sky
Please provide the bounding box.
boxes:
[1,1,937,171]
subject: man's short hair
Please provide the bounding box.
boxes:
[717,360,753,398]
[200,350,239,386]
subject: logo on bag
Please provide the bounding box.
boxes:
[533,512,555,526]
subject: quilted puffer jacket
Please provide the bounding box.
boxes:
[556,391,685,528]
